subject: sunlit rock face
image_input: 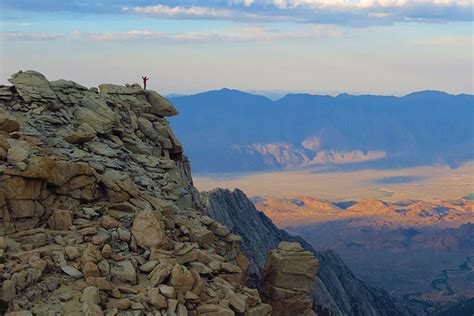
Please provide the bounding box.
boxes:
[262,241,318,316]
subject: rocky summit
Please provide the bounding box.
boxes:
[0,70,290,315]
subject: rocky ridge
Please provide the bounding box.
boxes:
[0,70,274,315]
[204,188,410,316]
[231,143,386,170]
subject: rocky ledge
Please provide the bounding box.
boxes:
[0,70,280,315]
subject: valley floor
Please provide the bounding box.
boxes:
[196,163,474,313]
[194,162,474,201]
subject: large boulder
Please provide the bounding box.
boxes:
[74,107,112,134]
[98,83,143,95]
[8,70,57,104]
[110,259,137,284]
[170,264,194,293]
[264,242,317,292]
[98,83,178,117]
[131,210,166,249]
[263,242,318,316]
[101,170,140,203]
[196,304,235,316]
[144,90,178,117]
[50,79,88,105]
[4,156,98,188]
[74,94,120,134]
[47,209,72,231]
[0,109,20,133]
[65,123,96,144]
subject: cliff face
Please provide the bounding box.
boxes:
[0,70,272,315]
[204,188,411,316]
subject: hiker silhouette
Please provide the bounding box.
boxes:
[142,76,149,90]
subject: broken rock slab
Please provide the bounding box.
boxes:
[263,241,318,316]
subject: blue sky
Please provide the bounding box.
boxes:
[0,0,472,95]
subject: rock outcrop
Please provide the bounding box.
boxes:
[0,71,271,315]
[263,242,318,316]
[204,188,411,316]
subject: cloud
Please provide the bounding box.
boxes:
[123,5,233,19]
[121,4,291,22]
[269,0,472,10]
[123,1,473,25]
[0,32,63,41]
[72,26,343,42]
[2,0,472,25]
[265,0,473,24]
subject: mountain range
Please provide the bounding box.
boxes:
[253,196,474,313]
[169,89,473,173]
[253,197,474,229]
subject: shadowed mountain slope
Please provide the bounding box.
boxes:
[203,188,410,316]
[170,89,473,172]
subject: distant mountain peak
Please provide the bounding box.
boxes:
[177,87,272,100]
[404,90,452,98]
[336,92,353,98]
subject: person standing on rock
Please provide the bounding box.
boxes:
[142,76,149,90]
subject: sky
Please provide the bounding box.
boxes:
[0,0,473,96]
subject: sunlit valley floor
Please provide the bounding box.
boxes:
[194,162,474,313]
[194,162,474,202]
